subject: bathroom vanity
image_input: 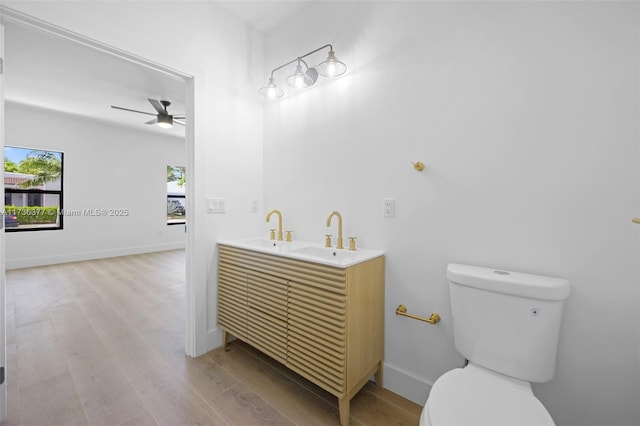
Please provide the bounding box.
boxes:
[217,239,385,426]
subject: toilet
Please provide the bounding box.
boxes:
[420,263,570,426]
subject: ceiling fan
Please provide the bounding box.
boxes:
[111,99,185,129]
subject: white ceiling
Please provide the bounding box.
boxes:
[214,0,317,34]
[4,21,187,137]
[2,2,315,137]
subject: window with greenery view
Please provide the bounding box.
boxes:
[4,147,64,232]
[167,165,185,225]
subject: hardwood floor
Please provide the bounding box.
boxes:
[4,250,421,426]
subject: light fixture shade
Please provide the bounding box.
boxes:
[317,50,347,77]
[157,115,173,129]
[259,77,284,99]
[285,64,314,89]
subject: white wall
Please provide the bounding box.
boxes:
[2,0,265,355]
[4,102,186,268]
[262,2,639,426]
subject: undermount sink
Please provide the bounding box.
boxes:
[238,238,283,250]
[288,246,360,265]
[219,238,384,268]
[221,238,304,253]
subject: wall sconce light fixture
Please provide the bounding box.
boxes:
[259,44,347,99]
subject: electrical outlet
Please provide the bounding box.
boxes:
[383,198,395,218]
[207,198,226,214]
[250,200,259,213]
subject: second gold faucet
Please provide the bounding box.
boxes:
[326,210,344,249]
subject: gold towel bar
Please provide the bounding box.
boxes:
[395,304,441,324]
[633,218,640,224]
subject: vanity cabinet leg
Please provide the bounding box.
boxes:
[338,397,350,426]
[375,361,384,388]
[222,330,229,348]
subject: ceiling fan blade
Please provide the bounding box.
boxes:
[111,105,156,116]
[145,118,158,125]
[148,99,165,114]
[173,115,186,119]
[174,120,186,126]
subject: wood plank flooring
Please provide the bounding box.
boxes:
[4,250,421,426]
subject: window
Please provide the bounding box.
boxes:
[167,165,185,225]
[4,146,64,231]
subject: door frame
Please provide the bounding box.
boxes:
[0,6,201,356]
[0,20,7,422]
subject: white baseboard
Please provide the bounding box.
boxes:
[201,327,223,356]
[6,242,185,269]
[383,361,431,406]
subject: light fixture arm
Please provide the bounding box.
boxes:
[299,58,310,71]
[269,57,299,79]
[300,43,333,60]
[267,44,333,79]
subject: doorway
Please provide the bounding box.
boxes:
[0,5,196,369]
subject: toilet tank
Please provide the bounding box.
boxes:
[447,264,570,383]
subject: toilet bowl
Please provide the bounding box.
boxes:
[420,264,570,426]
[419,364,554,426]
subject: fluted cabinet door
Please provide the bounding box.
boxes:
[248,271,288,364]
[287,279,346,396]
[217,258,248,340]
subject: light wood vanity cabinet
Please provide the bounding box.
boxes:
[217,244,385,426]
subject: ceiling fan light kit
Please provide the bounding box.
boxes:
[156,114,174,129]
[111,98,185,129]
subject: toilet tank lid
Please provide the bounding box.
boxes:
[447,263,570,301]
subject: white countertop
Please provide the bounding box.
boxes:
[218,237,384,268]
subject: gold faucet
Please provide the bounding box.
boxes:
[266,209,283,241]
[326,210,344,249]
